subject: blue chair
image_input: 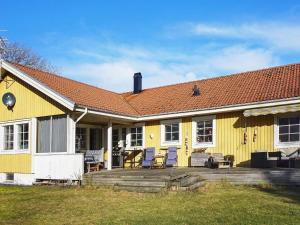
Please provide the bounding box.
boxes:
[142,147,155,168]
[165,147,177,167]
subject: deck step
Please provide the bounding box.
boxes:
[83,171,205,192]
[113,185,166,193]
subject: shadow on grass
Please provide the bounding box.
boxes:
[253,169,300,204]
[255,185,300,204]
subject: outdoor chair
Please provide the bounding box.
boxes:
[84,148,104,172]
[208,153,230,169]
[142,147,155,168]
[165,147,178,167]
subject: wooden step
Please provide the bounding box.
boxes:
[113,185,166,193]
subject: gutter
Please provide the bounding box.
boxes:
[75,97,300,122]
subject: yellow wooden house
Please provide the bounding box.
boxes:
[0,60,299,185]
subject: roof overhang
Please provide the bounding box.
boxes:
[76,97,300,122]
[2,60,299,121]
[0,60,75,111]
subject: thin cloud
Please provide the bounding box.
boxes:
[187,22,300,51]
[60,43,278,92]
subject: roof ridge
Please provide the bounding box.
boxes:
[122,61,300,94]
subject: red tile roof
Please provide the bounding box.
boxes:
[11,63,139,116]
[123,63,300,116]
[10,62,300,117]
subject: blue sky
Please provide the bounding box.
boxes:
[1,0,300,92]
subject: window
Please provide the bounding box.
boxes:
[278,116,300,144]
[4,125,14,150]
[196,120,213,143]
[76,127,87,151]
[18,123,29,150]
[192,116,216,148]
[37,115,67,153]
[161,119,182,146]
[6,173,14,182]
[121,128,127,141]
[1,121,30,152]
[130,127,143,147]
[112,129,119,148]
[90,128,102,150]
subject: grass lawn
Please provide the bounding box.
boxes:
[0,183,299,225]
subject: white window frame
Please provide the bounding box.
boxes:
[0,119,31,154]
[126,123,145,150]
[160,119,182,146]
[274,113,300,148]
[192,115,216,148]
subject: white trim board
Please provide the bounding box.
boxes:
[1,61,75,111]
[76,98,300,122]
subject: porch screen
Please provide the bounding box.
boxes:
[37,115,67,153]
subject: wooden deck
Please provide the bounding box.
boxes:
[83,167,300,192]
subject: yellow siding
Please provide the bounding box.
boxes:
[145,112,275,167]
[210,112,274,166]
[0,74,67,173]
[0,74,65,122]
[0,154,31,173]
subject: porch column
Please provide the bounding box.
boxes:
[107,120,112,170]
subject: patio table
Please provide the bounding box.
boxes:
[123,149,143,168]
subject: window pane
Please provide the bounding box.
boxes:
[205,128,213,135]
[279,134,289,142]
[205,121,212,127]
[121,128,127,141]
[197,129,204,135]
[279,126,289,134]
[290,125,299,133]
[51,116,67,152]
[197,122,204,128]
[290,134,300,142]
[165,125,172,132]
[279,118,289,125]
[172,133,179,141]
[137,140,143,146]
[172,124,179,132]
[18,124,29,150]
[131,140,136,146]
[197,135,204,143]
[290,117,300,125]
[37,117,51,153]
[137,134,143,140]
[205,135,213,142]
[130,128,136,133]
[165,133,172,141]
[4,125,14,150]
[131,133,136,140]
[137,127,142,133]
[76,127,87,151]
[90,128,102,150]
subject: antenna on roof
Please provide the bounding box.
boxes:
[192,84,200,96]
